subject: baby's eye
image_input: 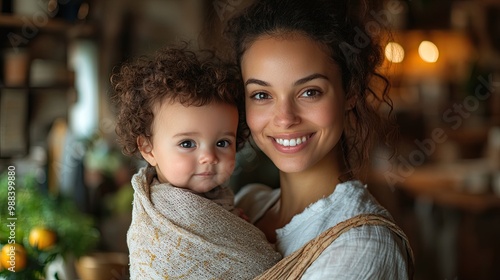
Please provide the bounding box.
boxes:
[179,140,196,148]
[301,89,322,98]
[250,92,271,100]
[216,140,232,148]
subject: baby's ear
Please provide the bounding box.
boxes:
[137,136,157,166]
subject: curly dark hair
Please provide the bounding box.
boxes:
[111,45,248,158]
[225,0,397,180]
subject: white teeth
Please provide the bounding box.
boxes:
[275,136,308,147]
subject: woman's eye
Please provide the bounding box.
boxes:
[179,140,196,148]
[216,140,232,148]
[301,89,321,98]
[250,92,270,100]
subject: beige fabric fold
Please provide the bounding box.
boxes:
[127,167,281,279]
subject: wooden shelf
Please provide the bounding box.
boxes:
[0,13,68,32]
[0,13,96,37]
[0,9,97,159]
[0,85,73,91]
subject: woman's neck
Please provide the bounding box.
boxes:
[256,146,348,243]
[277,148,345,225]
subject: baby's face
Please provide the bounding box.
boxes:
[147,101,238,193]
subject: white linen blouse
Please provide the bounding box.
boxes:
[235,181,412,279]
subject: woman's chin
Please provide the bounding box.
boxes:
[272,159,309,174]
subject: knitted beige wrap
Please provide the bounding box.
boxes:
[127,167,281,279]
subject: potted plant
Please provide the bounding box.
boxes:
[0,171,99,279]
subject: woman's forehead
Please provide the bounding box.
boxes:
[241,35,340,77]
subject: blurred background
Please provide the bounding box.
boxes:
[0,0,499,279]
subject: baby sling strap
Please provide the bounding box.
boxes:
[255,213,415,280]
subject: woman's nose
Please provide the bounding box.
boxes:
[199,148,219,165]
[273,99,300,128]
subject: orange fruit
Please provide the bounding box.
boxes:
[29,227,57,250]
[0,243,27,272]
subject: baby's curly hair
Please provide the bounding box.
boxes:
[111,45,248,158]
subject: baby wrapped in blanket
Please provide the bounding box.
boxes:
[110,46,281,279]
[128,167,281,279]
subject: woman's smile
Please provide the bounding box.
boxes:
[270,133,314,153]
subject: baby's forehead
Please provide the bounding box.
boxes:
[156,96,236,110]
[152,101,239,134]
[153,99,237,117]
[158,93,236,106]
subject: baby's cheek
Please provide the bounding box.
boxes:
[225,157,236,174]
[216,158,236,183]
[162,159,194,185]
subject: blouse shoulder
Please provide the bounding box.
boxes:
[302,223,411,279]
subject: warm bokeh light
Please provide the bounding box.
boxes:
[418,41,439,63]
[384,42,405,63]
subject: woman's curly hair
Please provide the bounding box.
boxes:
[225,0,397,181]
[111,45,248,158]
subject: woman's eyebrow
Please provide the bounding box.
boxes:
[293,73,329,86]
[245,73,329,87]
[245,78,270,87]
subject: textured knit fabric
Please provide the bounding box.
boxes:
[127,167,281,279]
[235,181,412,280]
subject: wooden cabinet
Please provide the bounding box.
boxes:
[0,10,94,158]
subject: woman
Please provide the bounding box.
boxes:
[226,0,414,278]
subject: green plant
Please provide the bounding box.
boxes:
[0,171,99,279]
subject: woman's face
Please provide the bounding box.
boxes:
[241,34,346,173]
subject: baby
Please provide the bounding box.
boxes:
[111,45,280,279]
